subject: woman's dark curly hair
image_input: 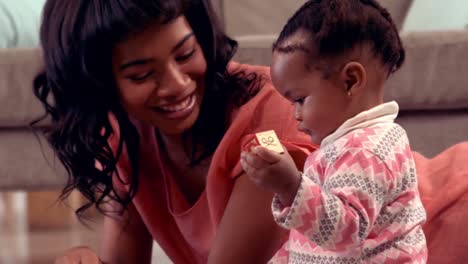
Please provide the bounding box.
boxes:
[273,0,405,75]
[33,0,260,218]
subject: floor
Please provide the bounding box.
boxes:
[0,192,171,264]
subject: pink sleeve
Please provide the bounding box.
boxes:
[272,148,393,250]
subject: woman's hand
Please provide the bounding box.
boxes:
[55,246,102,264]
[241,146,301,206]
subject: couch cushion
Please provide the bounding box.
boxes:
[222,0,412,37]
[223,0,306,37]
[0,48,45,127]
[0,129,66,190]
[233,35,276,68]
[386,30,468,111]
[396,111,468,157]
[235,30,468,111]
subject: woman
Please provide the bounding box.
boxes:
[34,0,316,263]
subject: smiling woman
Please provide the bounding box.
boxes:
[112,18,206,136]
[32,0,316,263]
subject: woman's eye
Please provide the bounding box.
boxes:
[175,49,196,63]
[128,72,153,82]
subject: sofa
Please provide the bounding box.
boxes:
[0,0,467,263]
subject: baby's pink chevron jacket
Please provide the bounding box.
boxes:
[269,102,428,264]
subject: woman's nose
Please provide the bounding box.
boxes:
[154,63,190,99]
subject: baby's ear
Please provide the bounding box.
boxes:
[340,61,367,96]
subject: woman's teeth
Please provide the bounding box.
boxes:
[159,95,194,112]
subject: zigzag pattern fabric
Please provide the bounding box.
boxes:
[269,102,427,263]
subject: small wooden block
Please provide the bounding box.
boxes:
[255,130,284,153]
[244,137,260,151]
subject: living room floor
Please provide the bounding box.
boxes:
[0,192,171,264]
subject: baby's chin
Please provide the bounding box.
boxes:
[312,130,336,146]
[309,133,323,146]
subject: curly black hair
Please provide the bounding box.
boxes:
[32,0,260,218]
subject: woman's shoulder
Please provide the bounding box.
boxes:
[225,63,310,143]
[226,61,291,122]
[228,61,271,79]
[216,63,315,179]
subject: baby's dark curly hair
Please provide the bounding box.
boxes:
[273,0,405,75]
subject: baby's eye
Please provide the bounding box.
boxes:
[294,97,305,104]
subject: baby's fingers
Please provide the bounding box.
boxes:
[252,146,283,164]
[240,158,251,174]
[241,151,270,169]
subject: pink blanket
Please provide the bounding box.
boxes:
[415,142,468,263]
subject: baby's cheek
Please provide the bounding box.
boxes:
[302,115,317,131]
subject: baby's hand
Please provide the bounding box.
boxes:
[240,146,301,205]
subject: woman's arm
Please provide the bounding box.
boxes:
[55,201,153,264]
[207,174,288,264]
[99,201,153,264]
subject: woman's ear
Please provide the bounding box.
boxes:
[340,61,367,96]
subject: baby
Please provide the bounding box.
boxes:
[241,0,427,263]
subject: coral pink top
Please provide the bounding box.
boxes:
[109,63,317,263]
